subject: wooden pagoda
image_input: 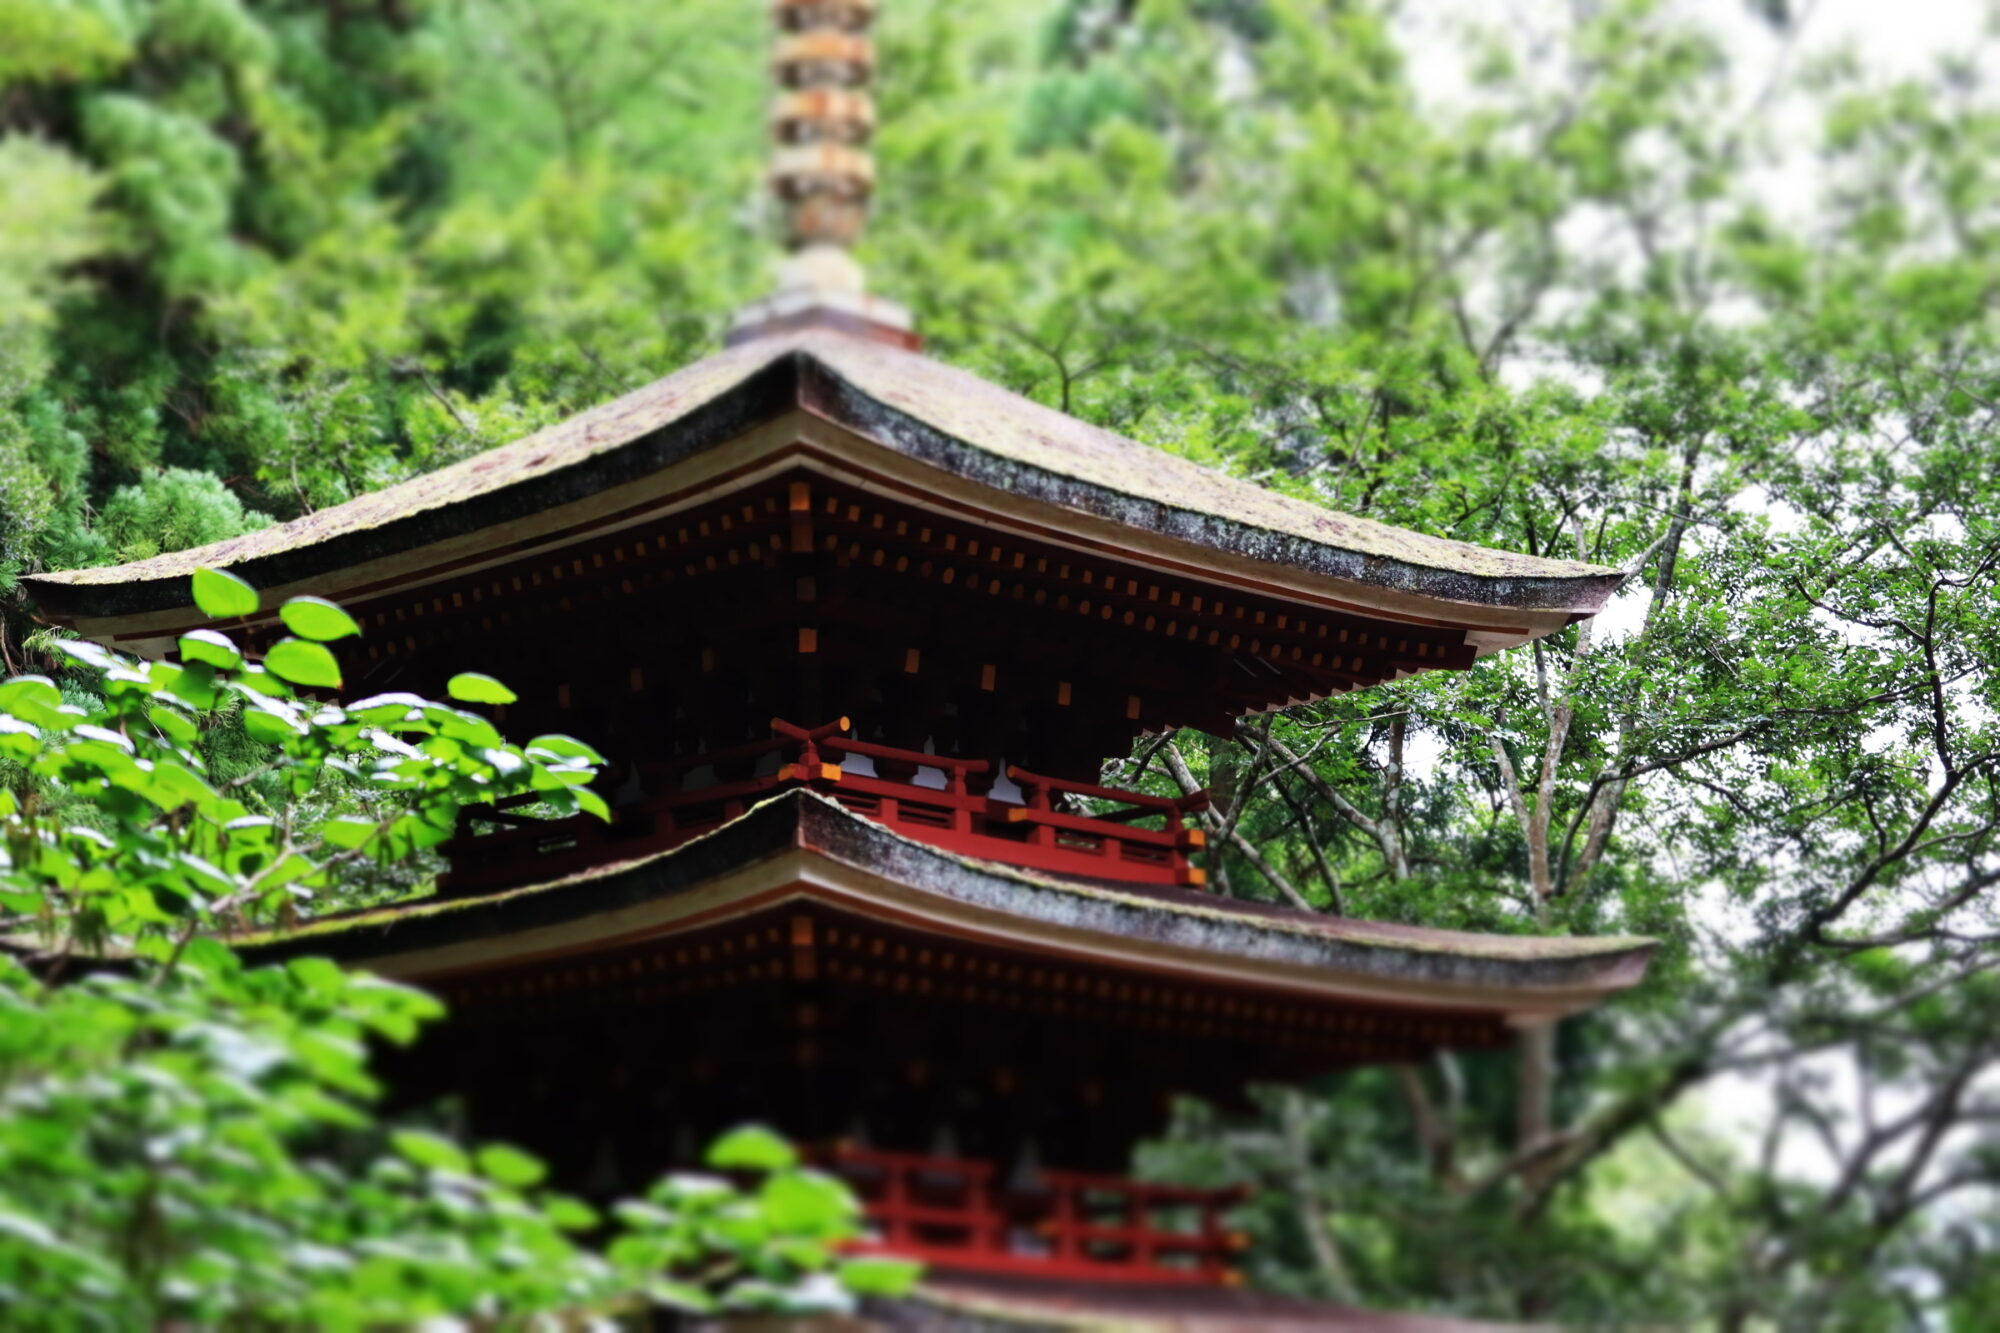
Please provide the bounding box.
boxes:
[26,3,1653,1323]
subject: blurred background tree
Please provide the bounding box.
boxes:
[3,0,1997,1325]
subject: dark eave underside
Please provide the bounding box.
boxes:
[241,790,1652,1013]
[27,334,1624,625]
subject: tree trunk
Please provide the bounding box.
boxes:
[1516,1019,1556,1158]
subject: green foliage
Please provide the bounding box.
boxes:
[0,948,911,1325]
[0,589,604,942]
[98,468,270,564]
[0,578,915,1324]
[0,1,132,86]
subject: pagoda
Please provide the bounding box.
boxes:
[26,2,1652,1323]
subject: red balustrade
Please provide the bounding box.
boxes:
[816,1144,1250,1286]
[441,717,1209,896]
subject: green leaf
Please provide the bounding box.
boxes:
[179,935,238,979]
[320,817,379,850]
[157,660,218,710]
[706,1124,798,1172]
[650,1172,732,1204]
[242,708,302,745]
[391,1129,471,1174]
[447,672,518,705]
[837,1256,922,1296]
[544,1196,600,1231]
[239,692,307,739]
[53,639,119,672]
[475,1143,547,1188]
[287,956,347,998]
[233,664,289,697]
[177,629,242,670]
[770,1236,834,1271]
[146,760,217,810]
[613,1200,676,1230]
[279,596,363,642]
[348,692,428,724]
[647,1280,719,1313]
[425,705,504,749]
[0,719,42,759]
[756,1170,858,1238]
[0,675,61,712]
[527,734,608,765]
[264,638,343,690]
[147,706,199,747]
[174,850,232,897]
[192,567,258,619]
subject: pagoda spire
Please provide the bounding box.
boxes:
[731,0,917,348]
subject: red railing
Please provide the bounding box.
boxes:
[441,717,1209,895]
[817,1144,1250,1286]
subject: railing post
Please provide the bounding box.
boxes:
[1017,767,1056,848]
[948,761,973,834]
[882,1155,909,1249]
[1204,1190,1226,1284]
[1174,790,1211,890]
[968,1159,999,1261]
[1130,1183,1153,1273]
[1048,1174,1076,1267]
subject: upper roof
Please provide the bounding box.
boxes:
[25,328,1622,634]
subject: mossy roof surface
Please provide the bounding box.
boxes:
[909,1273,1511,1330]
[27,330,1623,621]
[241,791,1654,997]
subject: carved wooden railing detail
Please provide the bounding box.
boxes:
[817,1143,1251,1286]
[442,718,1209,896]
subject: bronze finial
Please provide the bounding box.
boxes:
[732,0,915,346]
[771,0,878,253]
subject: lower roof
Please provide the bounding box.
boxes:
[244,789,1652,1024]
[895,1274,1530,1331]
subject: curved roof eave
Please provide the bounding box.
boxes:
[240,790,1655,1021]
[25,333,1624,629]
